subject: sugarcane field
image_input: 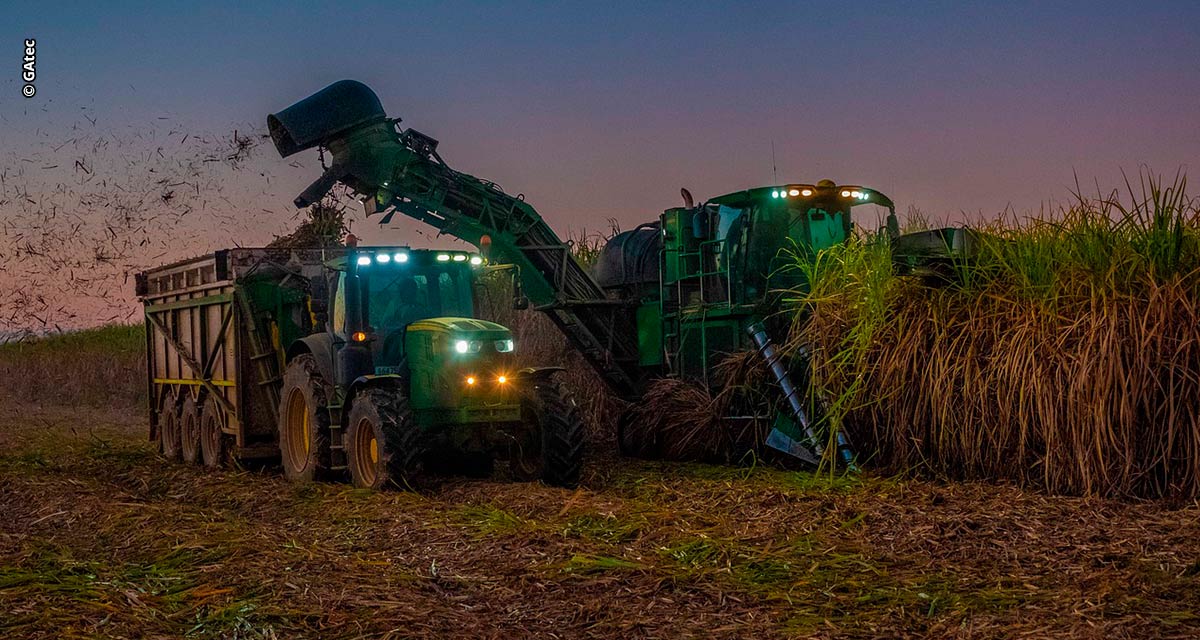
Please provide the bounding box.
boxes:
[4,4,1200,639]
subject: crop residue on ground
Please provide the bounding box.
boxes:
[2,407,1199,639]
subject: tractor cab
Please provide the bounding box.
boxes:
[322,246,518,425]
[326,247,486,368]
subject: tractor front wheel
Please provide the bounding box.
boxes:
[278,354,331,483]
[345,388,423,490]
[517,375,584,488]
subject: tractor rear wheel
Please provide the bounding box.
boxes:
[517,375,584,488]
[345,388,423,490]
[180,394,202,464]
[160,391,182,461]
[199,397,230,469]
[278,354,331,483]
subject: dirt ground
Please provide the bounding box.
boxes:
[2,407,1199,639]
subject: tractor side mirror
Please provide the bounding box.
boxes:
[511,271,529,310]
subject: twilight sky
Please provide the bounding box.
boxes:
[1,1,1198,329]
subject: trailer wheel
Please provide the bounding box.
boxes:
[345,388,422,490]
[180,394,202,464]
[517,375,584,488]
[200,397,230,469]
[160,391,183,461]
[278,354,331,483]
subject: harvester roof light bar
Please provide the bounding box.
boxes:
[772,185,875,202]
[772,187,817,199]
[452,254,467,262]
[436,253,451,262]
[375,253,391,263]
[469,256,483,266]
[356,255,372,266]
[394,252,409,262]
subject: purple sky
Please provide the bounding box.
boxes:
[2,2,1198,330]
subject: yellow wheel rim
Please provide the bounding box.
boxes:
[302,409,310,454]
[353,417,379,487]
[284,388,310,472]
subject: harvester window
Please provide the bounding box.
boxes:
[716,205,743,243]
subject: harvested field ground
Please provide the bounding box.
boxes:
[2,407,1199,639]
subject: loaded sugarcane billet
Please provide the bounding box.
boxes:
[268,80,901,466]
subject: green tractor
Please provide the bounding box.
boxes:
[279,244,584,489]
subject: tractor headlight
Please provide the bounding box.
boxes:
[495,339,514,353]
[453,339,482,354]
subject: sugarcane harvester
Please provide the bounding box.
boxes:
[269,80,898,467]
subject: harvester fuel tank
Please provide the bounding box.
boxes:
[593,222,661,293]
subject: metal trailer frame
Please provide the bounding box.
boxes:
[136,248,339,459]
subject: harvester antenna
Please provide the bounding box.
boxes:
[771,140,778,184]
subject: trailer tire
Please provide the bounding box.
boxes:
[200,397,230,469]
[160,391,183,461]
[180,394,202,464]
[346,388,422,490]
[278,354,331,483]
[518,376,584,489]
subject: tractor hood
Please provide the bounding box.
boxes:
[407,317,510,338]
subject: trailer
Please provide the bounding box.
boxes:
[136,248,332,466]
